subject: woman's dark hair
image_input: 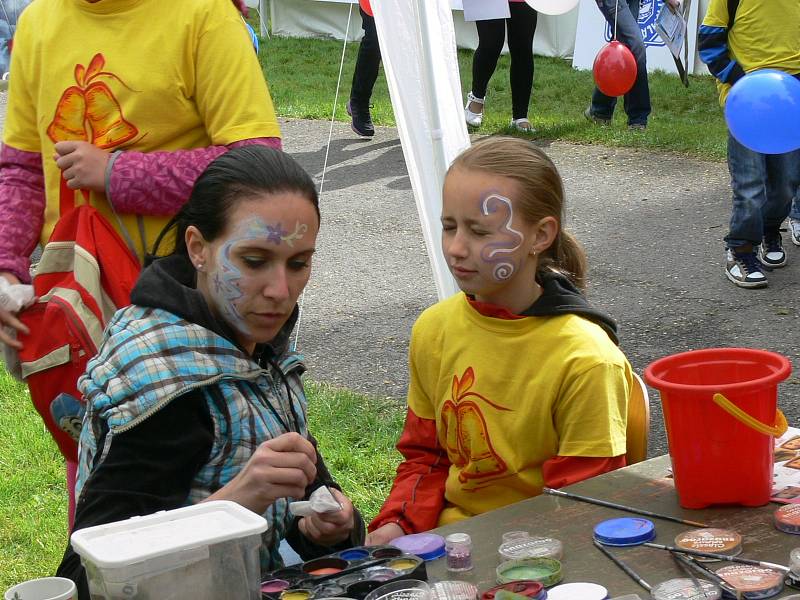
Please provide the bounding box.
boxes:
[150,145,319,259]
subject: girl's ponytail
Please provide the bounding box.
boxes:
[542,230,587,291]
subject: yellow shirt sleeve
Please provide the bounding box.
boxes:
[553,362,630,457]
[194,15,281,144]
[701,0,730,29]
[3,9,40,152]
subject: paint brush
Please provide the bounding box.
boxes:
[593,540,652,592]
[542,487,709,528]
[671,550,743,600]
[644,542,790,573]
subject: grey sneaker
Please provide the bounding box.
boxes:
[758,233,787,268]
[726,248,767,288]
[789,218,800,246]
[584,107,611,125]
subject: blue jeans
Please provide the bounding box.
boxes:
[725,133,800,249]
[590,0,650,126]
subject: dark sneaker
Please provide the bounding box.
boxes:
[726,248,767,288]
[584,107,611,125]
[347,100,375,137]
[628,123,647,131]
[789,218,800,246]
[759,233,787,268]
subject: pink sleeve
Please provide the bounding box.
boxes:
[0,144,45,283]
[107,137,282,217]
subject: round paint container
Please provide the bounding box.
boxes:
[364,579,431,600]
[281,589,313,600]
[432,581,479,600]
[390,533,446,560]
[362,567,398,583]
[496,557,563,587]
[315,584,347,598]
[340,548,371,561]
[547,582,608,600]
[715,564,785,599]
[498,536,563,561]
[386,556,422,573]
[370,546,404,559]
[775,504,800,535]
[303,557,348,576]
[674,528,742,561]
[480,580,545,600]
[502,531,531,543]
[593,517,656,547]
[650,578,721,600]
[261,579,291,595]
[337,573,366,587]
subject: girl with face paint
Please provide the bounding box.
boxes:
[367,137,634,545]
[58,147,364,597]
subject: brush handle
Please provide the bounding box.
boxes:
[644,542,790,573]
[542,487,708,528]
[671,551,742,599]
[593,540,652,591]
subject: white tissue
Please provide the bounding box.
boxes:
[0,278,35,381]
[289,486,342,517]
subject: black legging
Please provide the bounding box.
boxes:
[471,2,538,120]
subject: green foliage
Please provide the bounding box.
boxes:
[0,369,403,588]
[260,35,726,159]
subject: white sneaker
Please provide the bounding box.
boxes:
[510,118,535,133]
[464,91,484,127]
[789,217,800,246]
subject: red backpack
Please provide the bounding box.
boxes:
[16,203,141,463]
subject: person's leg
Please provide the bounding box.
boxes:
[618,0,650,127]
[758,148,800,264]
[349,8,381,136]
[588,0,629,121]
[506,2,538,122]
[724,133,769,287]
[470,18,506,105]
[788,186,800,246]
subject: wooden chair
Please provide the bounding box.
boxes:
[625,372,651,465]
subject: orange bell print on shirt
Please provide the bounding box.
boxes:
[440,367,511,489]
[47,53,138,148]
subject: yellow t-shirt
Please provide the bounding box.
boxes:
[702,0,800,105]
[406,293,631,526]
[4,0,282,258]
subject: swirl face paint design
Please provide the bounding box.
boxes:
[209,217,307,336]
[479,193,524,281]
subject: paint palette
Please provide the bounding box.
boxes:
[261,546,428,600]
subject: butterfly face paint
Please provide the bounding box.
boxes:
[479,192,524,281]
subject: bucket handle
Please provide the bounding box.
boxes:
[712,393,788,437]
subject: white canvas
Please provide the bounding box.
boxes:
[462,0,510,22]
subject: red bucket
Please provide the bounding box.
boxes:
[644,348,790,509]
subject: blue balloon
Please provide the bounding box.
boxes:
[724,69,800,154]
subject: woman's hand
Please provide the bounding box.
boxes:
[298,488,355,546]
[207,432,317,515]
[54,141,110,192]
[365,523,404,546]
[0,271,30,349]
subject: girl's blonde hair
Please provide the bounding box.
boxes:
[449,136,587,290]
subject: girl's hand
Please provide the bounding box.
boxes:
[365,523,404,546]
[0,271,30,350]
[298,488,355,546]
[54,141,110,192]
[206,432,317,514]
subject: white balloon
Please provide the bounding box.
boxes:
[524,0,580,16]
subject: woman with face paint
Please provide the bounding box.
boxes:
[367,136,633,544]
[56,146,364,597]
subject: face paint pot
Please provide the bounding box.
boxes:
[364,579,431,600]
[496,557,563,586]
[445,533,473,572]
[775,504,800,535]
[281,589,313,600]
[362,567,398,583]
[432,581,479,600]
[261,579,291,594]
[314,584,347,598]
[370,546,404,559]
[389,533,446,560]
[650,578,721,600]
[337,573,366,587]
[303,557,348,576]
[502,531,531,543]
[480,581,545,600]
[593,517,656,547]
[674,528,742,561]
[385,557,423,573]
[498,536,563,561]
[714,564,785,599]
[546,582,609,600]
[339,548,371,561]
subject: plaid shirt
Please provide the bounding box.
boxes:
[77,305,308,570]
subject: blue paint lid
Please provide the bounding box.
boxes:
[390,533,446,560]
[593,517,656,547]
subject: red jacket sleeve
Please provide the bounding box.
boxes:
[0,144,45,283]
[369,409,450,533]
[107,137,282,217]
[542,455,627,489]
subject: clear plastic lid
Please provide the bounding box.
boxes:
[650,578,721,600]
[432,581,478,600]
[497,536,563,560]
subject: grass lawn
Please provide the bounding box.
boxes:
[259,35,727,160]
[0,369,404,590]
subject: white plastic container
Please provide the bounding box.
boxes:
[70,500,267,600]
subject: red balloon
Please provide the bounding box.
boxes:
[592,40,637,97]
[359,0,373,16]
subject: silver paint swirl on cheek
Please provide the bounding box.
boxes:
[480,193,524,281]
